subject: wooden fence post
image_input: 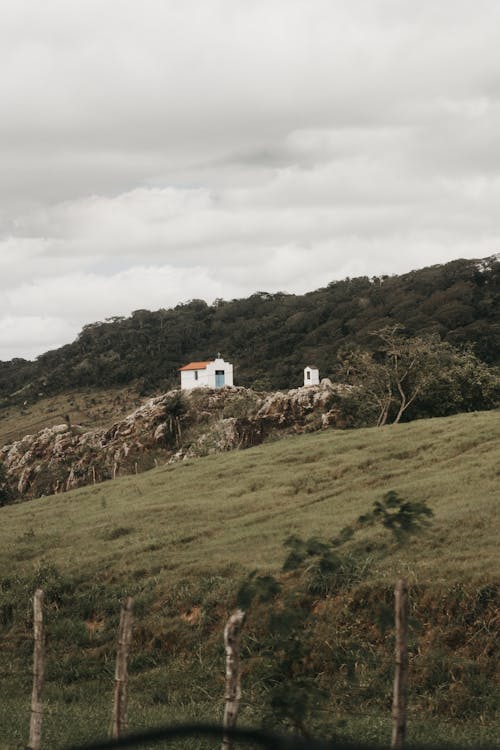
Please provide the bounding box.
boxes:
[112,597,134,740]
[391,578,409,750]
[27,589,44,750]
[222,609,246,750]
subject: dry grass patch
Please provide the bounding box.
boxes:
[0,385,145,446]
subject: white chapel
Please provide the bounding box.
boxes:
[179,356,234,391]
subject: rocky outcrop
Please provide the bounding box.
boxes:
[255,378,345,427]
[1,382,347,502]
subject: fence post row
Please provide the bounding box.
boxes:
[222,609,246,750]
[27,588,45,750]
[112,596,134,740]
[21,583,413,747]
[391,578,409,750]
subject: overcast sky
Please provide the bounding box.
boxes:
[1,0,499,360]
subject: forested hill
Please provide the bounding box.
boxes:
[1,255,499,404]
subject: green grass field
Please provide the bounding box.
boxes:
[0,410,499,749]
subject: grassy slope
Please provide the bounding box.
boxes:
[0,385,143,446]
[3,409,499,584]
[0,411,499,749]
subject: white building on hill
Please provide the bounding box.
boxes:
[179,356,234,390]
[304,365,320,386]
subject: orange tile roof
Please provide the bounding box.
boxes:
[178,361,213,371]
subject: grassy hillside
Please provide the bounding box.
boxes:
[2,410,499,582]
[0,411,499,748]
[0,385,143,447]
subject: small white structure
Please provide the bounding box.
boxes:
[304,365,320,386]
[179,356,234,391]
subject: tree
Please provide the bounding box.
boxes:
[408,345,500,419]
[376,326,442,424]
[338,326,500,426]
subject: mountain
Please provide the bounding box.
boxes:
[1,255,499,406]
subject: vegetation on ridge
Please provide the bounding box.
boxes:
[1,255,499,404]
[338,325,500,426]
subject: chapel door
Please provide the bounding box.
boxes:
[215,370,225,388]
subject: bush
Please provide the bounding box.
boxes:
[0,460,14,506]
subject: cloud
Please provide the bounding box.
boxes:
[2,1,499,202]
[0,0,499,359]
[0,315,77,361]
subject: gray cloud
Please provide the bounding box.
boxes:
[0,0,499,359]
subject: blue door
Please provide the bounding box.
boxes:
[215,370,225,388]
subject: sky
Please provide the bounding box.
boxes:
[1,0,499,361]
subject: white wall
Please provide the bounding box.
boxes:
[180,358,234,390]
[304,367,319,386]
[205,358,234,388]
[180,368,211,390]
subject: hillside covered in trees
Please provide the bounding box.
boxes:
[1,255,499,405]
